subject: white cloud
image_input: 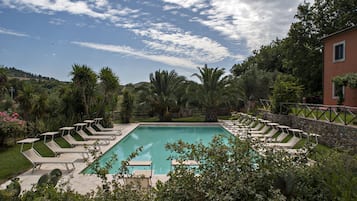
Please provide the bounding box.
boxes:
[130,20,238,64]
[2,0,106,18]
[0,27,28,37]
[94,0,109,8]
[139,30,230,63]
[163,0,208,10]
[49,18,65,25]
[163,0,308,51]
[107,7,139,16]
[1,0,140,23]
[72,41,199,68]
[162,4,180,11]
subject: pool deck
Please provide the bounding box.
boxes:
[1,122,223,194]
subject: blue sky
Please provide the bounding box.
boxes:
[0,0,311,84]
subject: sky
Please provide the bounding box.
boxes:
[0,0,312,84]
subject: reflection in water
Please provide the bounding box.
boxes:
[130,133,139,140]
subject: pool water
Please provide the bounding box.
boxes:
[83,125,232,175]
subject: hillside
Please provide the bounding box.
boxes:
[0,66,58,81]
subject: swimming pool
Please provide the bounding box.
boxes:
[83,125,232,175]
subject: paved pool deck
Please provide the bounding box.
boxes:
[1,122,222,194]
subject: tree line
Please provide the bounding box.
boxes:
[0,65,120,146]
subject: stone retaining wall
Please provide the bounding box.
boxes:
[260,111,357,153]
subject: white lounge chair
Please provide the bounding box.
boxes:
[249,119,271,134]
[22,149,76,172]
[17,138,76,172]
[265,136,300,149]
[40,131,91,160]
[60,127,99,147]
[93,118,120,131]
[271,132,289,142]
[251,123,280,142]
[84,122,119,137]
[74,123,113,144]
[84,120,121,135]
[45,141,90,159]
[62,133,97,146]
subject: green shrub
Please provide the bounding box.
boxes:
[271,74,303,114]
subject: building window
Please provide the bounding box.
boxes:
[332,82,345,99]
[333,41,345,62]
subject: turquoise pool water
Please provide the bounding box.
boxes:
[83,125,232,175]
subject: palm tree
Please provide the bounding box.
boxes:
[70,64,97,117]
[192,65,228,122]
[149,70,185,121]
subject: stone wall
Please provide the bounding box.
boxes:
[260,111,357,153]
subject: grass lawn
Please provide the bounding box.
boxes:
[281,134,293,143]
[293,138,307,149]
[0,145,31,184]
[308,143,335,161]
[291,137,336,162]
[272,131,281,138]
[0,137,72,184]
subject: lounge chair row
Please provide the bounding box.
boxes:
[222,112,320,152]
[17,118,121,172]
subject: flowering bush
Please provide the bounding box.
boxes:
[0,111,25,146]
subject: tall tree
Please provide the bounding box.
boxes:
[312,0,357,35]
[31,92,48,133]
[149,70,185,121]
[282,2,323,97]
[16,83,35,121]
[192,65,228,122]
[120,88,134,123]
[70,64,97,117]
[271,74,303,114]
[98,67,120,118]
[58,85,82,124]
[31,91,48,121]
[0,68,8,97]
[134,82,155,117]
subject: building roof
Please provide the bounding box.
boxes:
[321,25,357,41]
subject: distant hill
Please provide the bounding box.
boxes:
[0,66,59,81]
